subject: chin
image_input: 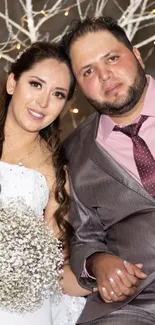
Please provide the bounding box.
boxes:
[22,125,40,133]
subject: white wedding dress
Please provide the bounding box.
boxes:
[0,161,86,325]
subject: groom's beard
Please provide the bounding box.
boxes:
[84,62,147,117]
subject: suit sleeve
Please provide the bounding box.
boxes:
[69,177,114,291]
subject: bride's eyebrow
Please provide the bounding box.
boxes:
[29,76,68,93]
[55,87,68,93]
[29,76,46,84]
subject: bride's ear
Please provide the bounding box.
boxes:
[6,73,17,95]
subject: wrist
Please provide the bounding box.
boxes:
[86,252,107,277]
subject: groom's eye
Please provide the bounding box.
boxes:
[108,55,119,63]
[83,68,94,77]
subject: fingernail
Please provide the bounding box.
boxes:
[102,287,106,292]
[116,269,121,275]
[110,291,114,295]
[137,264,143,268]
[109,277,114,283]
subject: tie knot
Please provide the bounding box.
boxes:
[114,115,148,138]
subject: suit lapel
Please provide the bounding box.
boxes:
[86,113,155,203]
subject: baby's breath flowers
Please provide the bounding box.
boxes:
[0,200,63,314]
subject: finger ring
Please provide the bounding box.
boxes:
[124,260,129,265]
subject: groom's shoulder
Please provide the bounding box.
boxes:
[63,112,96,156]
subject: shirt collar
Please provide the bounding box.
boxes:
[98,75,155,142]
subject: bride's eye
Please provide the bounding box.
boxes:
[53,91,66,100]
[29,81,42,89]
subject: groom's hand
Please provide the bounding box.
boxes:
[87,253,147,303]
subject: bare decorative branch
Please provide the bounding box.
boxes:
[94,0,155,51]
[26,0,37,42]
[95,0,109,17]
[0,0,89,62]
[0,0,155,62]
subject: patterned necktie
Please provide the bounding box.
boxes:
[114,115,155,197]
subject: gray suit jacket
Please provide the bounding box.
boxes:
[64,112,155,323]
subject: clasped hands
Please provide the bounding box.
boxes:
[87,253,147,303]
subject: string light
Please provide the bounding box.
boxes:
[40,10,47,17]
[64,9,69,16]
[71,108,79,114]
[0,53,2,59]
[151,9,155,14]
[16,43,21,50]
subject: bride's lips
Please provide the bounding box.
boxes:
[28,109,45,120]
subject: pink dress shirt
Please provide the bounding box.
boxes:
[82,75,155,279]
[97,75,155,185]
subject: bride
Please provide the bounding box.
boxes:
[0,41,91,325]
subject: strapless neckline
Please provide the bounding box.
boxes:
[0,160,49,217]
[0,160,47,183]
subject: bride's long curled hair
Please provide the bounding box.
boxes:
[0,42,76,249]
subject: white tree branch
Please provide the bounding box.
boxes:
[0,12,30,38]
[35,0,64,31]
[1,0,155,65]
[143,46,154,62]
[130,0,149,40]
[83,2,92,18]
[76,0,84,20]
[18,0,26,12]
[51,26,70,43]
[25,0,37,42]
[0,53,14,62]
[138,21,155,31]
[95,0,108,18]
[112,0,124,14]
[121,13,155,28]
[146,1,155,9]
[134,34,155,48]
[4,0,14,40]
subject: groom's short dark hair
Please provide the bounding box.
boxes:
[62,16,133,57]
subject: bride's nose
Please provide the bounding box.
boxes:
[37,91,50,108]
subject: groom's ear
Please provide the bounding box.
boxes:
[133,47,145,69]
[6,73,17,95]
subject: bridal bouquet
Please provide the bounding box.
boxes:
[0,200,63,314]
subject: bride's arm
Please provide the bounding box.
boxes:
[44,175,96,297]
[61,264,92,296]
[45,198,94,297]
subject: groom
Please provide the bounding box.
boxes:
[63,17,155,324]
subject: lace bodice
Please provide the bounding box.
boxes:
[0,161,49,216]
